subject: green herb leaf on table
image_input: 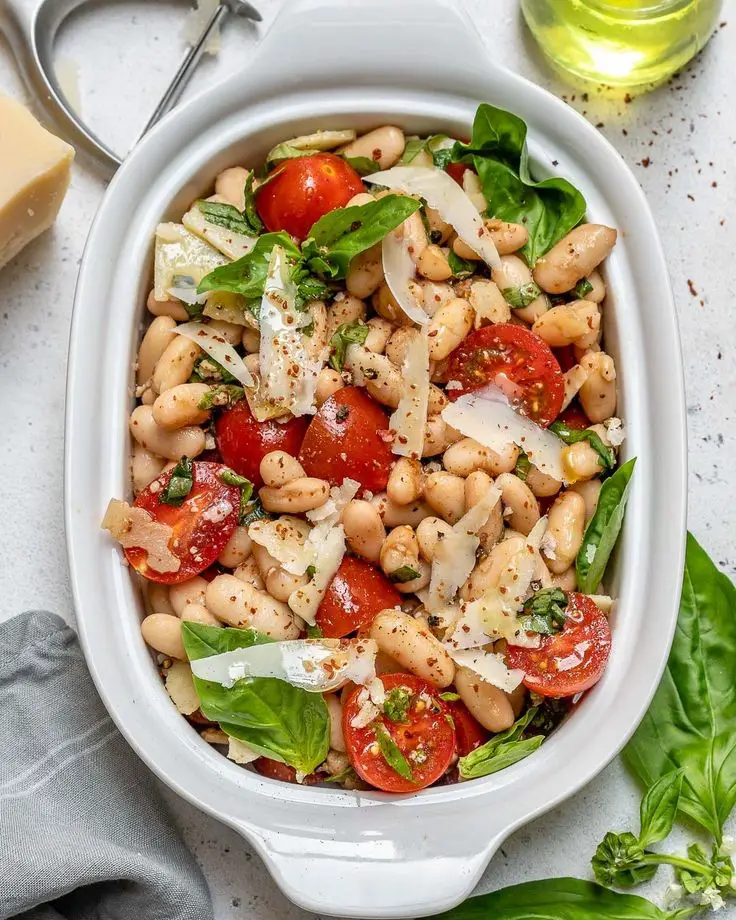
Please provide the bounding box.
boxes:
[328,321,370,371]
[549,421,617,473]
[448,250,476,278]
[576,457,636,594]
[160,456,193,505]
[624,531,736,844]
[591,832,657,889]
[181,621,329,775]
[388,564,421,584]
[197,231,300,299]
[458,707,542,779]
[638,770,684,849]
[374,723,414,782]
[520,587,568,636]
[383,686,412,723]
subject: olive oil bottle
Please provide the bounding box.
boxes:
[521,0,723,89]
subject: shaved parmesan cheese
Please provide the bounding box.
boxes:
[427,485,501,612]
[227,736,260,765]
[442,389,567,483]
[307,478,361,526]
[450,648,525,693]
[267,129,356,161]
[381,228,429,326]
[463,169,487,213]
[588,594,613,614]
[288,522,346,625]
[167,285,208,306]
[604,417,626,447]
[182,203,257,261]
[153,223,226,301]
[366,167,501,270]
[248,516,312,575]
[190,638,377,692]
[102,499,180,574]
[259,245,323,417]
[390,326,430,457]
[164,661,200,715]
[174,321,254,388]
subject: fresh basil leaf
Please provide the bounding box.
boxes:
[374,723,414,782]
[576,457,636,593]
[399,137,428,164]
[514,450,532,482]
[302,195,421,279]
[458,708,542,779]
[160,456,193,505]
[328,320,370,371]
[448,250,475,278]
[549,421,616,472]
[426,877,677,920]
[323,765,358,784]
[439,692,460,702]
[292,270,332,311]
[242,172,264,235]
[638,770,684,849]
[191,354,240,385]
[383,687,412,723]
[502,281,542,309]
[305,623,322,638]
[574,277,594,298]
[219,467,253,496]
[451,103,587,265]
[431,147,454,170]
[198,384,245,410]
[198,232,300,298]
[388,565,420,584]
[239,495,270,528]
[520,587,568,635]
[674,845,734,896]
[341,155,380,176]
[624,532,736,843]
[591,832,658,889]
[305,564,317,578]
[181,622,329,774]
[196,194,261,237]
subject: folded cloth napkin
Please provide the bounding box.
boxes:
[0,611,214,920]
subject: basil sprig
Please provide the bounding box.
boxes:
[160,456,193,506]
[374,723,414,782]
[197,232,299,301]
[383,687,412,723]
[520,588,568,636]
[458,708,543,780]
[328,321,370,371]
[549,421,616,472]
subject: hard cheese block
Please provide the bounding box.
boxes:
[0,96,75,270]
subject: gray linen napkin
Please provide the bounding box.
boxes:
[0,611,214,920]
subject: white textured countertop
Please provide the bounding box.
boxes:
[1,0,734,916]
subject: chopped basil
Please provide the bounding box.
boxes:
[514,449,532,481]
[383,686,412,723]
[439,692,461,702]
[306,622,322,638]
[239,495,270,528]
[301,319,315,337]
[323,765,359,784]
[160,456,194,506]
[502,281,541,309]
[374,723,414,782]
[431,146,454,170]
[388,564,420,584]
[191,354,240,385]
[458,708,542,779]
[219,469,252,490]
[341,155,380,176]
[520,588,568,635]
[398,137,427,164]
[573,277,594,299]
[306,564,317,578]
[196,178,262,237]
[198,231,300,300]
[198,385,245,410]
[328,320,370,371]
[448,249,475,278]
[549,421,616,473]
[292,270,332,311]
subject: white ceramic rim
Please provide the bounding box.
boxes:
[64,1,688,916]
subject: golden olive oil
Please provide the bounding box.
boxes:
[521,0,722,89]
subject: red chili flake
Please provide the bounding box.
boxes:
[640,157,651,168]
[687,279,698,297]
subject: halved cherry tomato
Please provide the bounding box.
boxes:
[506,593,612,698]
[256,153,365,241]
[553,345,577,373]
[298,387,394,492]
[445,162,470,185]
[316,556,401,638]
[343,673,456,793]
[127,461,240,584]
[558,401,590,431]
[253,758,321,785]
[445,699,489,756]
[215,400,309,487]
[446,323,564,427]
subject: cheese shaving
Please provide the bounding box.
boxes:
[174,321,254,388]
[381,227,430,326]
[248,516,312,575]
[164,661,200,715]
[153,223,226,301]
[390,326,430,458]
[449,648,525,693]
[287,522,346,625]
[226,736,260,765]
[307,478,361,526]
[102,499,180,574]
[182,203,256,261]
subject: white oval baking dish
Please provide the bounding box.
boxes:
[64,0,687,915]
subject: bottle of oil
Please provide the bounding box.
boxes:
[521,0,723,89]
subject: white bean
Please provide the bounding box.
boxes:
[131,442,166,495]
[371,281,421,326]
[462,533,525,601]
[179,601,221,627]
[326,294,366,338]
[387,458,423,505]
[129,405,205,461]
[379,525,420,580]
[343,500,386,563]
[584,270,606,303]
[524,465,562,499]
[259,478,330,513]
[492,255,548,323]
[579,352,617,422]
[140,613,186,659]
[214,166,249,209]
[532,300,600,348]
[364,317,394,354]
[495,473,540,536]
[454,665,515,732]
[341,125,405,169]
[550,567,578,591]
[205,574,299,639]
[152,383,211,430]
[533,224,617,294]
[386,327,421,368]
[415,244,452,282]
[568,479,602,522]
[422,415,462,457]
[561,441,603,483]
[217,526,252,568]
[169,576,208,616]
[137,315,179,387]
[424,206,453,244]
[418,280,455,317]
[233,556,265,590]
[346,243,384,299]
[415,516,453,562]
[464,470,504,549]
[484,219,529,256]
[242,327,260,354]
[443,437,519,477]
[543,491,586,574]
[315,368,345,406]
[325,693,346,752]
[259,451,305,488]
[370,609,455,687]
[146,582,175,617]
[151,337,201,394]
[424,471,466,524]
[371,493,434,528]
[266,567,309,603]
[146,289,189,322]
[427,298,474,361]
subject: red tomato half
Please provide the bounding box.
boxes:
[506,593,612,698]
[298,387,394,492]
[558,402,590,431]
[445,699,489,756]
[215,400,308,487]
[447,324,564,427]
[127,462,240,584]
[316,556,402,638]
[256,153,365,241]
[445,162,469,185]
[253,758,321,785]
[343,674,456,793]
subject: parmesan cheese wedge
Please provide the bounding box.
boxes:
[288,522,347,625]
[381,227,429,326]
[153,223,226,301]
[390,326,430,458]
[449,648,525,693]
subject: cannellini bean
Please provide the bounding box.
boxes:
[233,556,265,590]
[347,243,384,299]
[387,458,424,505]
[415,243,453,282]
[146,582,176,617]
[217,526,252,568]
[371,281,420,326]
[394,560,431,594]
[532,300,600,349]
[179,601,221,627]
[214,166,249,209]
[146,290,189,322]
[316,367,345,406]
[451,236,482,261]
[151,337,201,394]
[422,415,462,457]
[251,542,280,580]
[347,191,377,207]
[584,270,606,303]
[140,387,155,405]
[418,280,455,317]
[379,525,420,579]
[561,441,603,483]
[506,680,527,718]
[416,516,453,562]
[568,478,602,522]
[492,255,549,323]
[461,533,526,601]
[207,319,243,346]
[131,442,166,495]
[495,472,540,536]
[343,499,386,563]
[543,491,586,573]
[424,206,453,244]
[402,211,429,262]
[424,471,466,524]
[427,298,474,361]
[152,383,211,430]
[325,694,346,752]
[550,567,578,591]
[562,363,590,411]
[484,218,529,256]
[579,352,617,422]
[326,294,366,338]
[266,567,309,603]
[260,451,305,488]
[370,609,455,687]
[454,665,515,732]
[524,464,562,498]
[364,316,394,353]
[533,224,617,294]
[341,125,405,169]
[469,280,511,328]
[169,576,208,615]
[304,301,328,360]
[242,327,260,353]
[205,574,299,639]
[140,613,186,659]
[385,326,420,367]
[260,477,329,513]
[464,470,504,549]
[137,315,178,385]
[443,437,520,477]
[129,405,205,461]
[371,493,434,528]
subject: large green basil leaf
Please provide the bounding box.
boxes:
[623,533,736,843]
[451,103,586,265]
[197,231,300,299]
[458,707,542,779]
[637,770,683,848]
[576,457,636,594]
[302,195,421,279]
[181,622,329,774]
[426,878,679,920]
